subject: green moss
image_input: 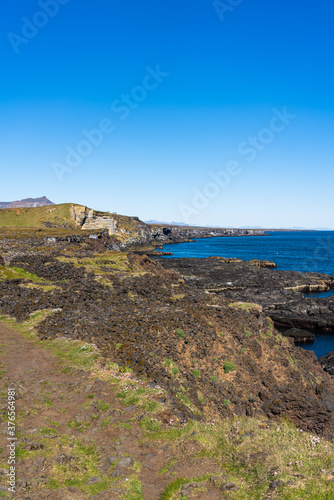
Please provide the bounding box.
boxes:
[97,400,110,412]
[223,361,237,373]
[244,328,251,337]
[0,265,46,283]
[175,328,185,338]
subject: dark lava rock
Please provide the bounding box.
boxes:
[269,480,283,490]
[157,256,334,332]
[117,457,134,469]
[85,477,102,485]
[56,454,74,464]
[0,254,5,266]
[269,297,334,332]
[103,455,118,468]
[320,351,334,376]
[220,482,239,492]
[181,482,206,496]
[283,328,315,344]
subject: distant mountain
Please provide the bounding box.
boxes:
[145,220,190,226]
[0,197,54,209]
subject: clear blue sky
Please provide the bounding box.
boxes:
[1,0,334,228]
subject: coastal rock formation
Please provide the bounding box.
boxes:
[156,256,334,332]
[149,224,265,245]
[268,297,334,331]
[282,328,315,344]
[0,202,269,249]
[319,351,334,376]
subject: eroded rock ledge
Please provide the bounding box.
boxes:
[156,256,334,333]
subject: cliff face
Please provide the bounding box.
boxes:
[0,201,266,248]
[71,205,151,247]
[0,197,54,209]
[71,209,265,248]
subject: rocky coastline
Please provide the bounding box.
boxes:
[0,229,334,439]
[155,256,334,338]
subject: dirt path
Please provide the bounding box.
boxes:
[0,322,222,500]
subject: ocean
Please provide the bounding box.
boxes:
[159,231,334,357]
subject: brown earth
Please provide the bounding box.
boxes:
[0,322,225,499]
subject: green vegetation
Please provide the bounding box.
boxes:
[228,302,263,312]
[0,265,46,283]
[223,361,237,373]
[175,328,185,338]
[0,203,75,229]
[0,311,334,499]
[151,418,334,500]
[192,370,201,378]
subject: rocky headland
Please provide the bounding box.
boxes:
[156,256,334,335]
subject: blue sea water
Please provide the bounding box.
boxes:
[159,231,334,357]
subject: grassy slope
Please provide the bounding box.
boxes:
[0,204,75,229]
[0,310,333,499]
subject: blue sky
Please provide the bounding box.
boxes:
[1,0,334,228]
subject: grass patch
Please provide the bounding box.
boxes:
[229,302,263,312]
[244,328,251,337]
[223,361,237,373]
[175,328,185,339]
[0,265,46,283]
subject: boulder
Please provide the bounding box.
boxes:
[282,328,315,344]
[319,351,334,376]
[0,255,4,266]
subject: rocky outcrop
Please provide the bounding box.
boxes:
[248,259,277,269]
[283,328,315,344]
[320,351,334,376]
[0,254,4,266]
[70,206,267,249]
[149,224,265,245]
[269,297,334,332]
[156,256,334,333]
[70,205,151,248]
